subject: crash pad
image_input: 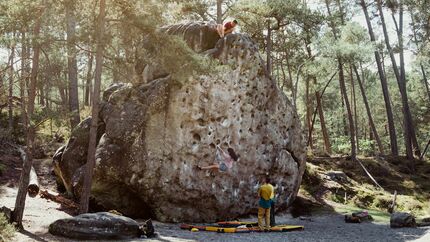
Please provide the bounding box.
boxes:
[180,223,304,233]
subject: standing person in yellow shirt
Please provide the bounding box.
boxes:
[258,177,274,230]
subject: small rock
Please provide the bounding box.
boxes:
[325,171,348,182]
[390,212,416,228]
[299,216,313,221]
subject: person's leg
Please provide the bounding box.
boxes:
[270,201,275,226]
[258,207,264,230]
[198,164,219,170]
[265,208,271,229]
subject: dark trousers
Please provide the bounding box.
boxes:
[270,200,275,226]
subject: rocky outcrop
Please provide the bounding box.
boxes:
[160,21,221,53]
[390,212,416,228]
[53,22,306,222]
[49,212,142,240]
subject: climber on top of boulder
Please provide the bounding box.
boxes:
[197,145,238,172]
[216,19,238,38]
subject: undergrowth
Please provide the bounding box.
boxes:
[0,213,15,242]
[301,156,430,219]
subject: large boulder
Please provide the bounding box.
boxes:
[53,22,306,222]
[49,212,142,240]
[160,21,221,53]
[390,212,416,228]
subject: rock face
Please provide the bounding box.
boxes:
[390,212,416,228]
[49,212,142,240]
[54,22,306,222]
[160,21,221,53]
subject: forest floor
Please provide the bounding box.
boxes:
[1,141,430,241]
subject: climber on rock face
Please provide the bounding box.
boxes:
[197,146,238,172]
[216,19,238,38]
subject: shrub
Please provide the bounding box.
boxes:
[0,213,15,242]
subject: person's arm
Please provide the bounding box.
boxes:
[224,27,235,35]
[217,146,230,159]
[270,184,275,199]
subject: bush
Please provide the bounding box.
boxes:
[332,136,351,155]
[358,139,375,156]
[0,163,5,176]
[0,213,15,241]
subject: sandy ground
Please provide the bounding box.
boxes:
[1,157,429,242]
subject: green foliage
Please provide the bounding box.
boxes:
[358,139,375,156]
[0,163,5,175]
[0,213,15,242]
[332,136,351,155]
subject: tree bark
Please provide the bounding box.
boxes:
[339,60,356,159]
[16,147,40,197]
[410,11,430,103]
[306,76,313,149]
[353,64,384,154]
[80,0,106,214]
[360,0,398,155]
[84,53,93,106]
[12,6,43,227]
[266,20,272,76]
[350,65,359,152]
[39,85,45,106]
[66,0,80,129]
[8,39,15,132]
[20,30,28,128]
[325,0,356,159]
[377,0,420,158]
[315,90,331,154]
[216,0,223,24]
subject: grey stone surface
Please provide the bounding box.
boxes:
[390,212,416,228]
[48,212,141,240]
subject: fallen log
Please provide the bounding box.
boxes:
[16,147,39,197]
[39,190,79,210]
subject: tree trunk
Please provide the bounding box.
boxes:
[350,65,359,152]
[266,21,272,76]
[84,53,93,106]
[360,0,398,155]
[44,84,50,109]
[339,60,356,159]
[80,0,106,214]
[377,0,417,158]
[39,85,45,106]
[12,6,43,227]
[410,12,430,103]
[418,64,430,103]
[216,0,223,24]
[306,76,313,149]
[285,52,294,90]
[353,64,384,154]
[395,1,421,158]
[315,90,332,154]
[325,0,356,159]
[8,39,15,132]
[20,31,27,128]
[66,0,80,129]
